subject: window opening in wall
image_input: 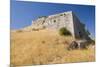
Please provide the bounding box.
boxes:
[54,20,56,23]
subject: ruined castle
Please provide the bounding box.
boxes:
[23,11,90,40]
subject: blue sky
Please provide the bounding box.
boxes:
[11,1,95,38]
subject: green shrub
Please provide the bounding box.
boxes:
[38,16,47,18]
[32,28,39,31]
[86,30,90,35]
[59,27,71,36]
[16,30,23,32]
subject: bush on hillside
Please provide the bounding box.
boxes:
[16,30,23,32]
[59,27,71,36]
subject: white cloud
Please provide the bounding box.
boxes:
[16,0,95,5]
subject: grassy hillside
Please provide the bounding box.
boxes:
[11,29,95,66]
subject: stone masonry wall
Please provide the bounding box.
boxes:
[22,11,90,40]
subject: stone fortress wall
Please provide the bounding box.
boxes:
[22,11,90,40]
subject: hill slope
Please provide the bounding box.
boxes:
[11,29,95,66]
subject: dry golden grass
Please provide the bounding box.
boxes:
[11,29,95,66]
